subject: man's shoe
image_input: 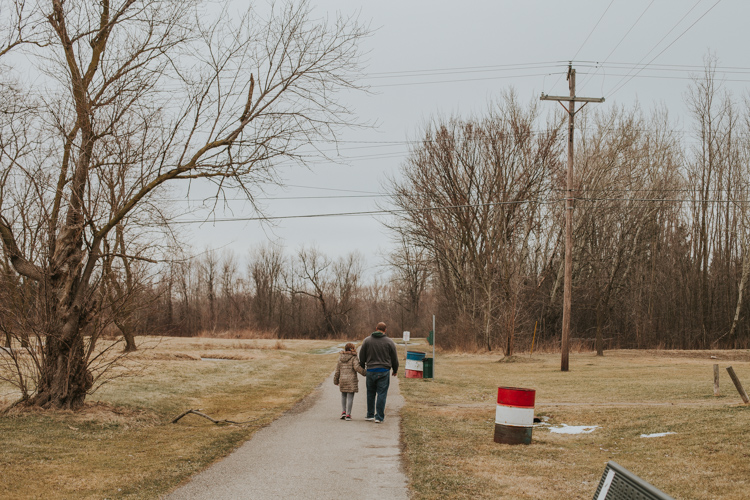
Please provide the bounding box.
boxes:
[374,419,382,424]
[340,412,346,419]
[364,417,375,421]
[345,414,352,421]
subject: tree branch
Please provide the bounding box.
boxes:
[0,217,42,281]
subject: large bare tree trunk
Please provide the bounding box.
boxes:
[32,323,93,409]
[116,319,137,353]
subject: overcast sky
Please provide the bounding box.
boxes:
[177,0,749,272]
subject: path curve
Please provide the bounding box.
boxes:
[166,371,409,499]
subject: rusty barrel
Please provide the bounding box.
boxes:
[494,386,535,445]
[405,351,426,378]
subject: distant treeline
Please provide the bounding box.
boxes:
[131,245,420,341]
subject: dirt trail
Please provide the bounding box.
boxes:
[166,372,408,500]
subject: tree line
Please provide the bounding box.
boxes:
[388,63,750,355]
[6,60,750,364]
[130,245,414,341]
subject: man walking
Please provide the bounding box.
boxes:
[359,322,399,423]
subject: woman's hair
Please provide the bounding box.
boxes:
[344,342,356,352]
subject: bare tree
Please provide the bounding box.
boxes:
[101,224,156,352]
[387,235,431,334]
[290,246,363,337]
[331,251,364,331]
[250,243,285,333]
[387,92,564,352]
[0,0,368,408]
[291,246,336,336]
[218,250,244,331]
[199,249,219,333]
[712,90,750,346]
[685,57,742,347]
[574,105,681,354]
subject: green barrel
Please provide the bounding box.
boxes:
[422,357,433,378]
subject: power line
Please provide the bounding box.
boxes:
[554,187,746,194]
[365,62,566,80]
[157,194,750,225]
[572,0,617,61]
[170,187,745,204]
[608,0,724,97]
[22,52,749,102]
[578,60,750,73]
[364,58,750,81]
[584,72,750,83]
[579,64,750,77]
[364,61,565,78]
[598,0,705,95]
[550,0,621,98]
[576,61,745,72]
[370,71,564,88]
[605,0,655,61]
[167,194,382,203]
[577,196,750,204]
[284,184,381,195]
[163,199,563,225]
[579,0,655,91]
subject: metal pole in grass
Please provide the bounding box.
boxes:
[530,321,538,356]
[432,315,436,378]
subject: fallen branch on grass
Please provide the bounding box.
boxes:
[171,409,262,425]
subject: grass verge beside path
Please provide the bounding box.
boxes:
[398,349,750,500]
[0,337,339,499]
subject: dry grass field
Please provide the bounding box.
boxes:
[0,337,341,499]
[4,337,750,499]
[397,348,750,500]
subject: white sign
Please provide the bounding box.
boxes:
[402,331,410,342]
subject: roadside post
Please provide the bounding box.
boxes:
[432,315,435,378]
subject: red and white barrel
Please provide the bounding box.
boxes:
[494,386,535,445]
[405,351,426,378]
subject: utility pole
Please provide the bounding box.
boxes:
[541,64,604,372]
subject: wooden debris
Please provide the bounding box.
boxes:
[726,366,750,404]
[171,409,261,425]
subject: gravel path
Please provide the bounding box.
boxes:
[166,371,409,499]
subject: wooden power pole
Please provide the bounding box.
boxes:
[541,64,604,372]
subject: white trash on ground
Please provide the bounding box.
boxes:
[549,424,599,434]
[640,432,676,438]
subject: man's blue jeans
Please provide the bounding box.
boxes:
[365,370,390,421]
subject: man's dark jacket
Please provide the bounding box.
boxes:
[359,331,399,374]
